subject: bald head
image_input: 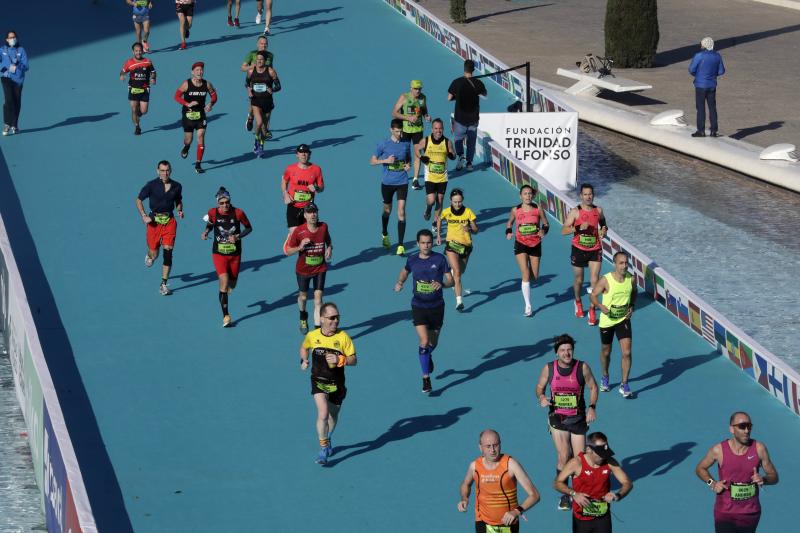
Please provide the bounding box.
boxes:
[479,429,500,444]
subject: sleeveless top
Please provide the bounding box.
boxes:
[474,454,519,526]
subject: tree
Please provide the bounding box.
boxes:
[605,0,659,68]
[450,0,467,24]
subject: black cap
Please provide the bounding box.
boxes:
[588,442,615,460]
[303,203,318,213]
[296,144,311,154]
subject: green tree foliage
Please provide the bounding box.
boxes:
[605,0,660,68]
[450,0,467,24]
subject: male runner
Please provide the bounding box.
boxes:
[285,204,332,334]
[535,334,599,511]
[590,251,636,398]
[370,119,411,255]
[417,118,456,225]
[281,144,324,244]
[226,0,241,27]
[136,160,183,296]
[562,183,608,325]
[245,51,280,155]
[394,229,454,393]
[175,0,195,50]
[256,0,273,34]
[695,412,779,533]
[392,80,430,190]
[457,429,541,532]
[127,0,153,52]
[300,302,356,465]
[240,36,274,131]
[120,42,156,136]
[174,61,218,174]
[555,432,633,532]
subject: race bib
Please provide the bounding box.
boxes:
[608,305,628,320]
[387,160,405,171]
[578,234,597,247]
[485,526,511,533]
[217,242,236,254]
[153,214,171,225]
[130,87,146,94]
[415,280,436,294]
[315,381,338,394]
[185,110,201,120]
[582,500,609,517]
[428,161,446,173]
[252,83,268,93]
[293,190,312,202]
[518,223,539,235]
[447,241,466,255]
[135,0,148,6]
[305,255,324,266]
[553,393,578,409]
[730,483,757,501]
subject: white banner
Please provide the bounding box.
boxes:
[479,112,578,190]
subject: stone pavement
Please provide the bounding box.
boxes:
[416,0,800,149]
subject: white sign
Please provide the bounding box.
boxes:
[479,112,578,190]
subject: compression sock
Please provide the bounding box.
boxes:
[319,438,330,447]
[418,346,432,376]
[521,281,531,308]
[398,220,407,244]
[219,291,229,316]
[300,310,308,321]
[196,144,205,163]
[381,212,390,236]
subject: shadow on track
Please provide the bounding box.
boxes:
[170,254,285,292]
[17,112,119,135]
[272,115,357,142]
[235,283,348,326]
[347,309,409,340]
[621,441,696,481]
[205,135,361,169]
[628,351,719,396]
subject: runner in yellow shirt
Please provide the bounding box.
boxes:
[436,189,477,311]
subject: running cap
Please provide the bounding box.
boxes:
[588,442,615,460]
[410,79,423,89]
[701,37,714,50]
[215,187,231,201]
[296,144,311,153]
[303,203,319,213]
[191,61,205,70]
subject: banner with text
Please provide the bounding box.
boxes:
[478,112,578,190]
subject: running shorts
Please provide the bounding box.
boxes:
[146,217,176,250]
[286,204,304,228]
[401,131,423,145]
[445,240,472,259]
[297,272,326,293]
[132,13,150,24]
[182,116,206,132]
[571,245,602,268]
[128,87,150,102]
[514,241,541,257]
[175,3,195,16]
[549,412,588,435]
[599,318,632,345]
[250,96,275,113]
[475,522,519,533]
[212,253,241,278]
[572,513,612,533]
[411,305,444,330]
[311,377,347,406]
[381,183,408,204]
[425,181,447,195]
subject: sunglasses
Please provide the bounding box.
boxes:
[218,200,230,205]
[323,315,340,321]
[733,422,753,430]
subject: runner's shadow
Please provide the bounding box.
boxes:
[273,6,342,24]
[330,246,389,271]
[169,254,285,292]
[348,309,409,340]
[155,31,261,52]
[270,18,344,36]
[206,135,362,169]
[235,283,348,325]
[462,274,555,314]
[627,351,718,396]
[150,113,227,133]
[535,286,574,314]
[18,112,119,134]
[327,407,471,466]
[471,206,511,233]
[621,442,696,481]
[431,340,551,397]
[271,115,357,141]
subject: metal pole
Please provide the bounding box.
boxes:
[525,61,532,112]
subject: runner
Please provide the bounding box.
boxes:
[127,0,153,52]
[201,187,253,327]
[175,0,195,50]
[226,0,241,27]
[534,333,599,511]
[555,432,633,532]
[391,80,430,190]
[417,118,456,224]
[436,188,477,312]
[284,203,332,334]
[457,429,541,532]
[299,302,356,466]
[505,184,549,317]
[370,119,412,255]
[135,160,183,296]
[281,144,324,245]
[174,61,217,174]
[240,36,274,132]
[245,51,280,156]
[561,183,608,325]
[589,251,636,398]
[256,0,273,34]
[394,229,454,393]
[695,412,779,533]
[120,42,156,136]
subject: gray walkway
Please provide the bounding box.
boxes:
[418,0,800,148]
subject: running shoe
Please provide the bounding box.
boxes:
[253,138,262,155]
[159,283,172,296]
[142,42,150,53]
[234,18,240,27]
[299,319,309,334]
[422,377,432,394]
[600,375,610,392]
[223,315,232,328]
[8,127,16,135]
[145,255,154,267]
[619,382,632,398]
[431,223,437,234]
[255,12,262,24]
[263,27,270,36]
[423,207,432,221]
[411,178,422,190]
[2,125,9,136]
[246,115,254,131]
[134,125,141,136]
[587,306,598,326]
[455,156,465,170]
[263,130,273,140]
[315,446,332,465]
[524,305,533,317]
[180,145,190,159]
[558,494,571,511]
[195,162,205,174]
[396,245,405,256]
[456,302,465,312]
[466,162,474,171]
[227,16,234,26]
[381,234,391,249]
[574,299,585,318]
[179,42,186,50]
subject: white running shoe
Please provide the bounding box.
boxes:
[455,156,466,170]
[255,12,261,24]
[159,283,172,296]
[524,305,533,317]
[145,255,154,267]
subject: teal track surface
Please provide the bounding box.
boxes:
[1,1,797,531]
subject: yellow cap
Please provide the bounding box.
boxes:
[410,80,423,89]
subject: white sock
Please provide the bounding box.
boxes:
[456,295,463,305]
[521,282,531,308]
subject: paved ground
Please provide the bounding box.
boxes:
[418,0,800,148]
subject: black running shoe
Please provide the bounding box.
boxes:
[194,162,205,174]
[180,145,190,159]
[422,377,432,394]
[134,125,141,136]
[246,115,254,131]
[411,178,422,190]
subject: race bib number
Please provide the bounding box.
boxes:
[730,483,757,501]
[293,190,312,202]
[415,280,436,294]
[217,242,236,254]
[130,87,146,94]
[185,110,201,120]
[428,161,446,173]
[315,381,338,394]
[153,214,171,225]
[447,241,466,255]
[305,255,324,266]
[582,500,609,517]
[553,393,578,409]
[387,160,405,171]
[252,83,268,93]
[135,0,148,6]
[608,305,628,320]
[485,526,511,533]
[518,223,539,236]
[578,234,597,247]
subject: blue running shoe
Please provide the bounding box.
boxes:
[315,446,332,465]
[600,375,610,392]
[619,382,632,398]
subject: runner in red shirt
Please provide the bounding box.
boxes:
[281,143,324,247]
[119,42,156,136]
[201,187,253,327]
[284,203,332,334]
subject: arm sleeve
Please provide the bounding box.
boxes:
[174,88,189,106]
[236,209,251,227]
[209,89,218,104]
[272,77,281,92]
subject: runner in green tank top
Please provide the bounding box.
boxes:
[392,80,430,190]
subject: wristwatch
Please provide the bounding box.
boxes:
[706,478,715,487]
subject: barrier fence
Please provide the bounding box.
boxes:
[385,0,800,417]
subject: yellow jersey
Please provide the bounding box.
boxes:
[423,135,449,183]
[440,206,476,246]
[598,272,633,328]
[302,328,356,383]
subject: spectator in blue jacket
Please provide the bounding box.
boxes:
[1,30,29,135]
[689,36,725,138]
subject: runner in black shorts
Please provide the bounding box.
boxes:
[245,51,280,156]
[120,42,156,135]
[175,0,195,50]
[371,119,412,255]
[174,62,217,174]
[392,80,430,189]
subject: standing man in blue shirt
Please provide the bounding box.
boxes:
[394,229,454,394]
[689,36,725,138]
[370,119,412,255]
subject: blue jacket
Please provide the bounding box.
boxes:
[688,50,724,89]
[0,45,29,85]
